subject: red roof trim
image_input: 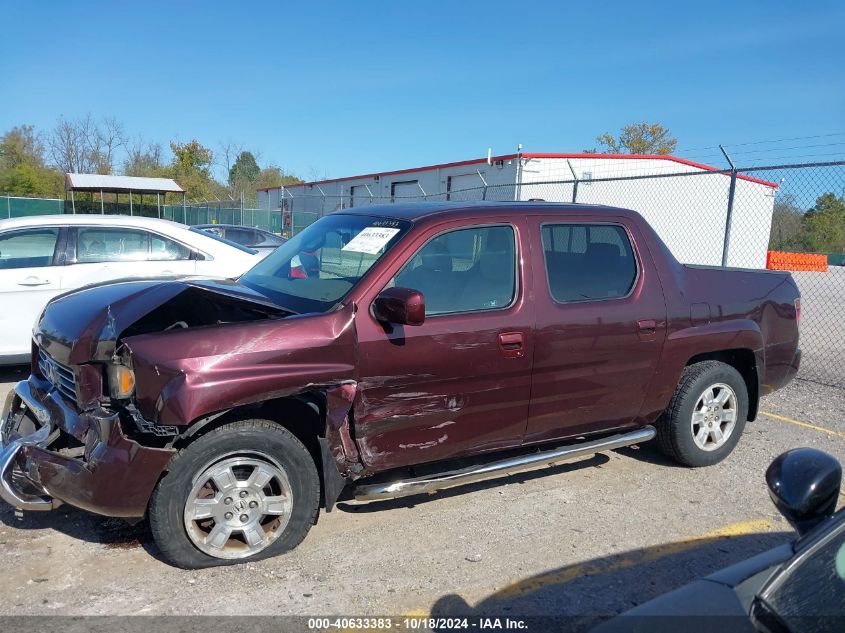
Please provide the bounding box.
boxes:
[268,154,519,190]
[263,152,778,191]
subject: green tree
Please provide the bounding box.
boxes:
[768,193,807,251]
[0,162,64,197]
[228,151,260,186]
[803,192,845,253]
[0,125,64,197]
[0,125,44,168]
[587,121,677,155]
[169,139,215,200]
[254,166,300,189]
[244,166,302,206]
[124,139,166,177]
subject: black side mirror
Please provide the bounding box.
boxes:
[372,287,425,326]
[766,448,841,535]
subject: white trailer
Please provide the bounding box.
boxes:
[257,153,777,268]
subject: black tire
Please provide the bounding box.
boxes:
[656,361,749,467]
[148,419,319,569]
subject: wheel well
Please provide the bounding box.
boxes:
[686,349,759,421]
[172,393,329,504]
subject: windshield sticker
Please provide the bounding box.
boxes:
[342,227,401,254]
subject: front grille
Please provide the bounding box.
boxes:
[38,348,78,406]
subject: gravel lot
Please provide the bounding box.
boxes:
[792,266,845,388]
[1,365,843,624]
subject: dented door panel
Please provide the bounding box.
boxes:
[352,217,535,472]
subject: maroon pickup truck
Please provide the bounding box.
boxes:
[1,202,801,568]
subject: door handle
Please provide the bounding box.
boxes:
[498,331,525,358]
[17,277,51,287]
[637,319,657,340]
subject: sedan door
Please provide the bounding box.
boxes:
[353,218,535,471]
[0,226,64,360]
[525,215,667,443]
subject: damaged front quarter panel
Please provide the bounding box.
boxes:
[123,301,365,485]
[34,277,368,509]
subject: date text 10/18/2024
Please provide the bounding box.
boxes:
[307,617,529,630]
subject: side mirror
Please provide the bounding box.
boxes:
[766,448,842,535]
[373,287,425,326]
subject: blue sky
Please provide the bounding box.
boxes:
[1,1,843,180]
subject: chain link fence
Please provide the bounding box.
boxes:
[2,161,843,388]
[1,196,284,234]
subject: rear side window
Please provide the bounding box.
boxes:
[394,225,516,315]
[150,235,191,261]
[226,227,258,246]
[0,228,59,269]
[76,228,192,263]
[77,228,149,263]
[542,223,637,303]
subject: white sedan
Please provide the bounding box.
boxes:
[0,215,262,363]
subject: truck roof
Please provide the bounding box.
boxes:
[339,201,640,223]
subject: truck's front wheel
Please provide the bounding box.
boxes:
[149,419,319,569]
[657,361,749,467]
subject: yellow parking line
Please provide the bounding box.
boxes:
[761,411,845,439]
[404,518,774,615]
[495,518,773,599]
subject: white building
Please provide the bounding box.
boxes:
[257,153,778,268]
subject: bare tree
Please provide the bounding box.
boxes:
[48,115,92,173]
[47,114,126,174]
[218,140,244,183]
[92,116,126,174]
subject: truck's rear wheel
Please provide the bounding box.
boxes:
[149,419,319,569]
[657,361,748,467]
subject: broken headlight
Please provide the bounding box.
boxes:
[106,363,136,400]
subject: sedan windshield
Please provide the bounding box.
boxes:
[240,214,411,313]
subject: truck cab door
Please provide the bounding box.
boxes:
[353,217,535,472]
[524,214,667,443]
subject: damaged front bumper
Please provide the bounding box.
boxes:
[0,377,175,517]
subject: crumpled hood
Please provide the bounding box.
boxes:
[34,277,286,365]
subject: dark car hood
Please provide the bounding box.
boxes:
[35,277,288,365]
[590,543,794,632]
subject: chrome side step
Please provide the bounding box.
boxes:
[353,425,655,501]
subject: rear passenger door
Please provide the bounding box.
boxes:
[525,215,667,443]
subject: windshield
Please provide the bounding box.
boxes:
[239,214,411,313]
